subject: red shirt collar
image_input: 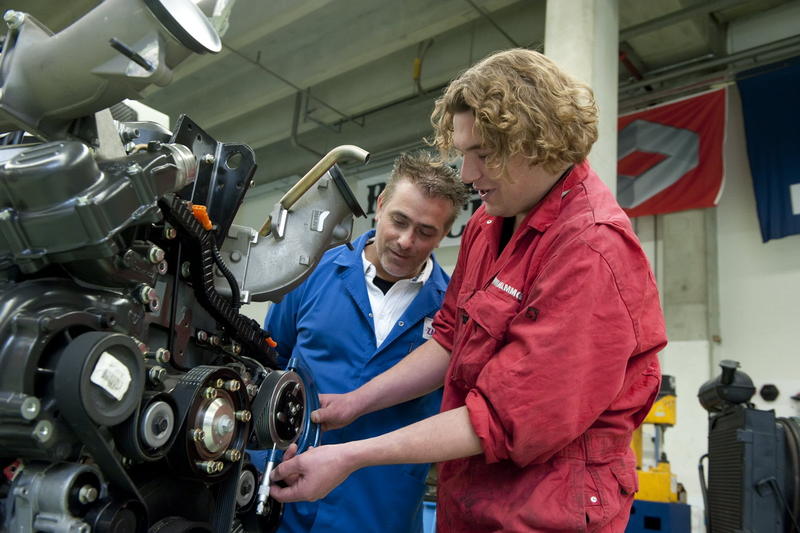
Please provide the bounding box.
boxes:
[473,160,592,233]
[521,160,591,232]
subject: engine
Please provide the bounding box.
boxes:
[0,1,366,532]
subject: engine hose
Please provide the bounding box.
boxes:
[211,240,241,310]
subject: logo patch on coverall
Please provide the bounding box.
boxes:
[422,317,435,339]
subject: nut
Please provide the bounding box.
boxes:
[148,245,165,264]
[78,485,98,504]
[148,366,166,384]
[154,348,171,364]
[224,449,242,462]
[223,380,241,392]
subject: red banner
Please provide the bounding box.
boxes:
[617,89,726,218]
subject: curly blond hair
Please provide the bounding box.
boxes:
[431,48,598,175]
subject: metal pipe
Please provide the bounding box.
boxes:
[619,34,800,93]
[291,91,323,159]
[463,0,519,47]
[280,145,370,211]
[620,0,752,41]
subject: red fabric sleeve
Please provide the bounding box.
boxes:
[466,228,647,467]
[431,217,479,352]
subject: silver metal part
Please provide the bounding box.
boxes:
[0,0,229,139]
[7,463,102,533]
[148,366,166,384]
[214,166,363,303]
[255,444,277,516]
[199,397,236,454]
[236,469,256,507]
[140,400,175,449]
[32,420,54,444]
[255,370,306,450]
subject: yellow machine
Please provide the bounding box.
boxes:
[632,375,685,503]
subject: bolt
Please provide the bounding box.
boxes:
[137,285,155,305]
[148,245,165,264]
[152,416,169,435]
[163,225,177,240]
[127,163,142,175]
[196,330,209,343]
[289,403,299,415]
[181,261,192,279]
[214,378,225,388]
[224,449,242,462]
[246,383,258,398]
[32,420,53,443]
[152,348,171,363]
[78,485,99,504]
[196,460,223,474]
[132,338,149,354]
[208,335,221,347]
[202,387,218,399]
[148,297,160,313]
[230,251,242,263]
[234,410,251,422]
[190,428,205,441]
[215,415,234,436]
[223,380,240,392]
[231,343,241,355]
[148,366,166,384]
[3,11,24,30]
[276,412,287,423]
[21,397,40,420]
[156,260,168,275]
[202,154,215,164]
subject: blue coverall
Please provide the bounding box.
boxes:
[263,230,448,533]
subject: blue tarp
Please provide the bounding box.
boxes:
[737,59,800,242]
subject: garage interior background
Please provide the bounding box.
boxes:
[8,1,800,531]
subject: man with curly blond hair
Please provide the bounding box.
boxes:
[271,49,666,533]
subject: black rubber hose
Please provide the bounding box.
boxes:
[211,241,241,309]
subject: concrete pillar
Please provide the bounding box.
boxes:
[545,0,619,191]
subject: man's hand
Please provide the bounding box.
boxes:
[311,393,361,431]
[269,443,355,503]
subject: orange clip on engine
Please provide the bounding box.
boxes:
[190,204,213,231]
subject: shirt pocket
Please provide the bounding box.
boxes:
[450,288,520,387]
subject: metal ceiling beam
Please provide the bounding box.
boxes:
[619,32,800,93]
[620,0,753,41]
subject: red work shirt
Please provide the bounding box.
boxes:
[431,161,666,532]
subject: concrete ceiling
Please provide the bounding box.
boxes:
[2,0,799,187]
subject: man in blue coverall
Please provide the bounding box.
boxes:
[264,151,469,533]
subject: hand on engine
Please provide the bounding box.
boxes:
[269,443,355,503]
[310,393,360,431]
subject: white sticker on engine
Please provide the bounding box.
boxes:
[90,351,132,401]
